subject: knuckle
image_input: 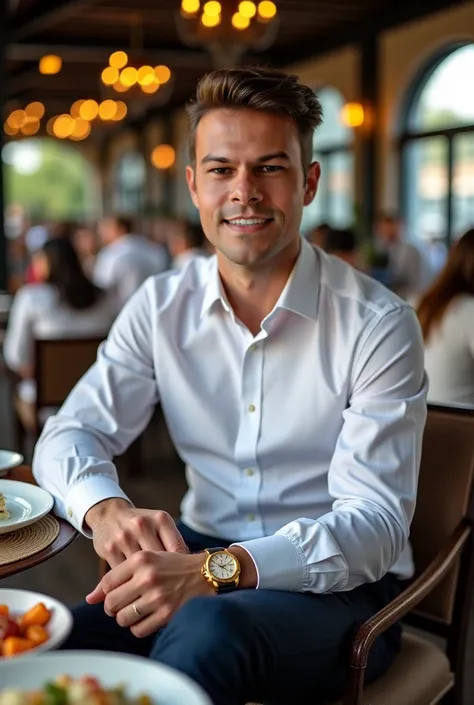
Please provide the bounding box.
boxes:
[116,610,128,628]
[133,515,149,531]
[156,510,172,526]
[139,570,156,591]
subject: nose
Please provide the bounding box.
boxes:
[230,170,263,205]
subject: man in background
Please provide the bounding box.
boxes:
[94,215,168,311]
[167,220,208,268]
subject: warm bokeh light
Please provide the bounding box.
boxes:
[232,12,250,29]
[141,82,160,94]
[151,144,176,170]
[70,118,91,140]
[25,102,45,119]
[137,65,155,86]
[340,102,364,127]
[109,51,128,69]
[181,0,200,14]
[203,0,221,16]
[79,99,99,121]
[239,1,257,18]
[257,0,277,19]
[113,101,128,121]
[21,117,40,136]
[8,110,27,129]
[70,99,85,118]
[120,66,138,87]
[39,54,62,75]
[201,13,221,27]
[102,66,119,85]
[53,114,75,139]
[154,65,171,84]
[113,80,130,93]
[46,117,56,136]
[4,122,19,136]
[98,100,118,120]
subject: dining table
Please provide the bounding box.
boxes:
[0,465,78,579]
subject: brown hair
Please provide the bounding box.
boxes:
[187,67,323,176]
[416,229,474,341]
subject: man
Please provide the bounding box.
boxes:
[93,215,168,310]
[168,220,208,268]
[33,67,427,705]
[323,227,360,268]
[374,213,431,300]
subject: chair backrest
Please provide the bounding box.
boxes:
[410,404,474,624]
[35,337,103,408]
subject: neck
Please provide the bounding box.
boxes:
[217,238,301,336]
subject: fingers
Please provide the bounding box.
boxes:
[155,512,189,554]
[86,584,106,605]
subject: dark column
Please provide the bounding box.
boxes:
[0,2,8,291]
[163,112,174,212]
[360,37,379,238]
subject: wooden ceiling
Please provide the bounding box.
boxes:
[4,0,465,130]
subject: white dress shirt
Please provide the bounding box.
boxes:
[424,296,474,406]
[93,235,168,310]
[172,248,208,269]
[33,239,427,594]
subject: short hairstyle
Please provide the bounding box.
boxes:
[187,67,323,175]
[323,228,357,254]
[112,215,133,234]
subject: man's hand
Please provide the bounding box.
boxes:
[86,550,214,637]
[85,499,189,568]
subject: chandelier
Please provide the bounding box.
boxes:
[176,0,279,68]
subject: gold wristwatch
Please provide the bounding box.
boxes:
[201,547,241,593]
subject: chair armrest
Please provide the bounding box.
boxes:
[342,522,471,705]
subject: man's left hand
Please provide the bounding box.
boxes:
[86,550,214,638]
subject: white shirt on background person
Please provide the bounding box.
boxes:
[33,238,427,594]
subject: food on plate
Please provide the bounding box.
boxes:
[0,675,154,705]
[0,493,9,520]
[0,603,52,657]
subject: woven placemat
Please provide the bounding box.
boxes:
[0,514,60,566]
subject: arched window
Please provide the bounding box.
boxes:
[113,151,146,214]
[301,86,354,234]
[400,44,474,245]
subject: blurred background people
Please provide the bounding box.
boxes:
[416,228,474,406]
[322,227,360,268]
[3,237,114,406]
[93,215,168,310]
[307,222,330,249]
[372,213,431,299]
[73,225,99,278]
[168,221,208,269]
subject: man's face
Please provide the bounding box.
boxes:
[186,108,319,269]
[377,218,400,244]
[98,218,117,245]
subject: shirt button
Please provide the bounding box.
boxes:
[248,404,256,413]
[67,507,73,518]
[250,344,258,352]
[247,514,256,521]
[244,468,254,477]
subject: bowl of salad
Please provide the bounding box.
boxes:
[0,651,212,705]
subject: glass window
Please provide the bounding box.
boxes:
[402,44,474,245]
[113,151,146,214]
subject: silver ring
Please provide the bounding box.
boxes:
[132,603,141,619]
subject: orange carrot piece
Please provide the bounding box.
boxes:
[19,602,51,629]
[2,636,35,656]
[0,606,9,617]
[25,625,48,646]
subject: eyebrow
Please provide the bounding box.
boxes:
[201,151,291,165]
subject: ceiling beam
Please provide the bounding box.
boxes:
[10,0,101,42]
[7,42,213,69]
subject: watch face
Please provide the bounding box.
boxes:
[208,552,238,581]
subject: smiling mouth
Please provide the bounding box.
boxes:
[223,217,273,227]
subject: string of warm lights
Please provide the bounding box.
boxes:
[3,102,45,137]
[101,51,172,94]
[46,99,128,140]
[151,144,176,170]
[180,0,277,28]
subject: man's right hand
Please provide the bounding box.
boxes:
[85,499,189,568]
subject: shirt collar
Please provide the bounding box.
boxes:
[200,236,320,322]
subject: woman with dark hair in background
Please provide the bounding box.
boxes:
[416,228,474,405]
[3,236,115,404]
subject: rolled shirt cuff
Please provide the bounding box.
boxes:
[231,533,305,591]
[62,476,133,536]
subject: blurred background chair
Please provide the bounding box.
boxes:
[248,403,474,705]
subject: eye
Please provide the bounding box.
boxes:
[209,167,232,175]
[257,165,284,173]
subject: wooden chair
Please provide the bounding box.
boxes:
[248,403,474,705]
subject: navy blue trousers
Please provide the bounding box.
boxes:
[64,522,402,705]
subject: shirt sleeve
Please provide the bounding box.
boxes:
[32,281,159,534]
[234,304,427,593]
[3,287,35,372]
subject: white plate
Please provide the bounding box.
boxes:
[0,589,73,658]
[0,650,212,704]
[0,450,24,477]
[0,479,53,535]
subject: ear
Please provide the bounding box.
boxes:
[186,165,199,210]
[303,161,321,207]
